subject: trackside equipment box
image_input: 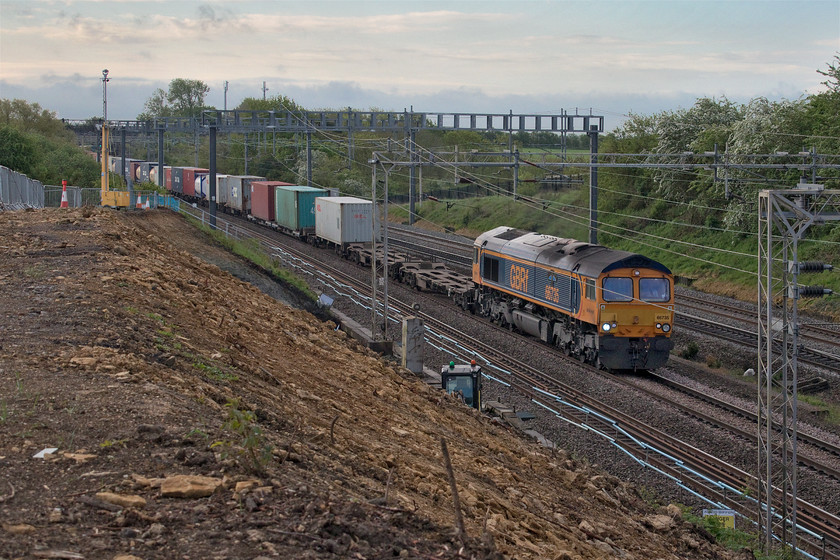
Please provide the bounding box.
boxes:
[315,196,372,245]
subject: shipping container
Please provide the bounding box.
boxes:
[215,174,230,206]
[315,196,373,246]
[171,167,185,194]
[273,185,327,231]
[195,175,208,200]
[130,161,143,183]
[223,175,266,214]
[164,167,173,191]
[249,181,295,222]
[139,162,154,184]
[180,167,208,198]
[148,164,164,186]
[121,158,142,183]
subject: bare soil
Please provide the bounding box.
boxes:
[0,207,753,560]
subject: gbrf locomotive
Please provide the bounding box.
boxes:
[471,226,674,371]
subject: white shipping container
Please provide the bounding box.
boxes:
[195,175,208,199]
[315,196,372,245]
[215,174,230,206]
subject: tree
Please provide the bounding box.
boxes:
[817,52,840,93]
[137,88,171,120]
[0,98,74,141]
[167,79,210,117]
[137,79,211,119]
[237,94,306,114]
[0,124,36,174]
[803,54,840,157]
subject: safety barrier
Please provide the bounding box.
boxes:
[0,166,45,209]
[1,166,163,211]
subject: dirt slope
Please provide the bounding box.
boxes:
[0,207,749,560]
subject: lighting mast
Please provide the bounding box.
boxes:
[100,69,110,199]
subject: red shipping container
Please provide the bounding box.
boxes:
[250,181,294,222]
[164,167,172,191]
[180,167,208,197]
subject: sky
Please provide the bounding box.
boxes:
[1,0,838,130]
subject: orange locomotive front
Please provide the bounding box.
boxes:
[472,226,674,371]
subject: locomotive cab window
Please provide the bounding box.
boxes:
[640,278,670,302]
[473,247,479,264]
[602,277,633,302]
[483,256,500,282]
[585,278,595,300]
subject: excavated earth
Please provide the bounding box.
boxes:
[0,207,754,560]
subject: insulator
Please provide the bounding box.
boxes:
[798,261,833,273]
[799,286,833,297]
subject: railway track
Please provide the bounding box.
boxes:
[387,224,840,377]
[678,293,840,352]
[387,224,473,270]
[677,312,840,373]
[177,205,840,559]
[626,372,840,481]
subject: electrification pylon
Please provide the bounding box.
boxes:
[757,184,839,555]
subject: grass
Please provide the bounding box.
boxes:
[146,312,166,323]
[800,394,840,425]
[681,509,792,560]
[23,265,45,279]
[393,189,840,320]
[185,215,317,302]
[211,399,274,475]
[194,361,238,382]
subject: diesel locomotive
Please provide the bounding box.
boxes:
[471,226,674,371]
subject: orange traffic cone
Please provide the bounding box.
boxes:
[60,180,69,208]
[144,198,151,210]
[136,194,143,209]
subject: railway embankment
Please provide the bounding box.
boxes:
[0,207,751,559]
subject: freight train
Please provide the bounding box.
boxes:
[112,157,673,371]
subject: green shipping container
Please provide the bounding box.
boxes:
[274,186,329,232]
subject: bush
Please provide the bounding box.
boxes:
[680,341,700,360]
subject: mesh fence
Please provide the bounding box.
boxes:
[0,166,45,209]
[1,166,164,210]
[43,187,103,207]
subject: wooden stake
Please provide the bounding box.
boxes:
[440,437,467,548]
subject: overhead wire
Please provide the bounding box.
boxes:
[401,137,837,278]
[139,111,840,272]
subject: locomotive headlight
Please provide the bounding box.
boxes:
[611,322,617,329]
[656,322,662,329]
[601,322,611,332]
[662,323,671,333]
